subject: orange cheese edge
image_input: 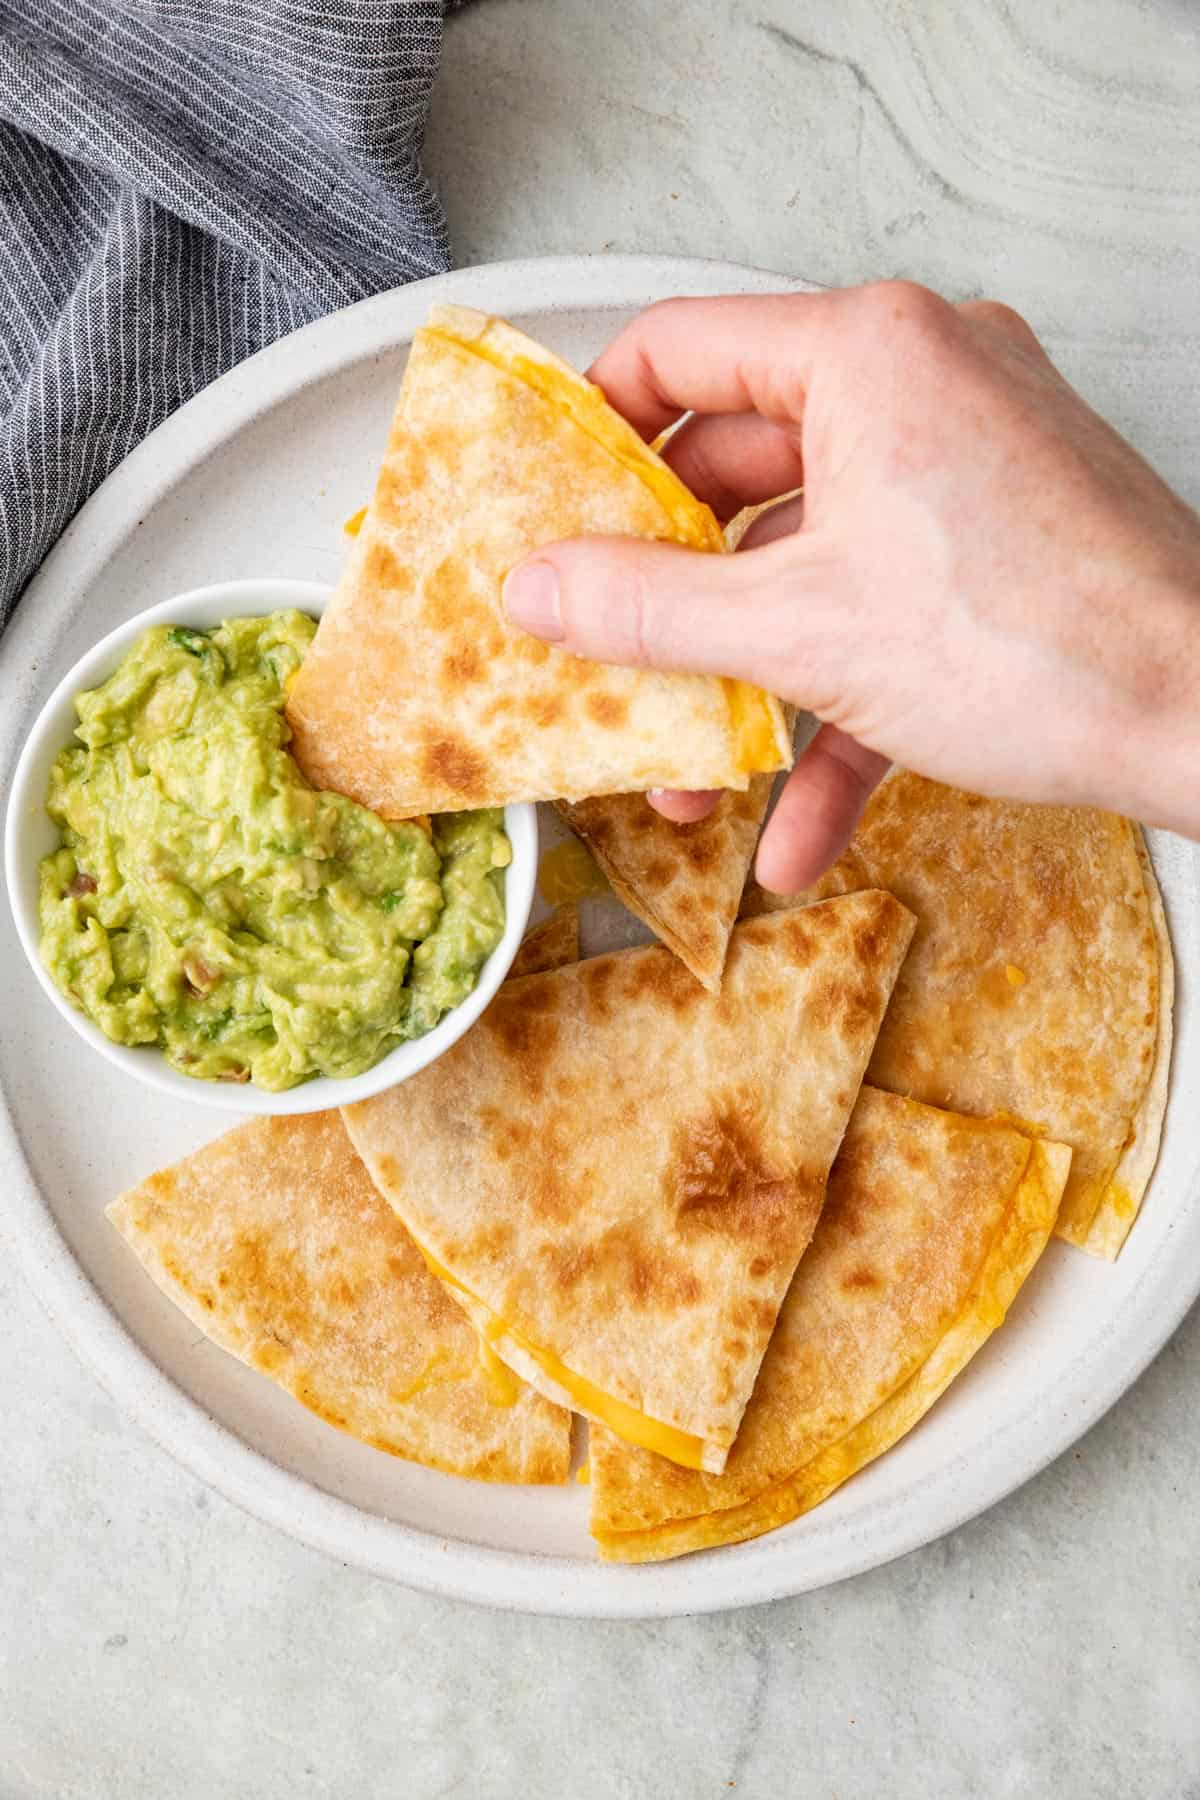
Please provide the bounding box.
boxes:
[593,1136,1072,1561]
[423,321,787,778]
[413,1239,709,1470]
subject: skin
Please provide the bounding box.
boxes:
[502,284,1200,891]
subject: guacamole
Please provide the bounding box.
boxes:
[38,611,510,1090]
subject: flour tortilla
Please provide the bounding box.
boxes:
[106,1112,571,1483]
[104,913,579,1484]
[742,772,1171,1258]
[285,305,791,817]
[591,1087,1072,1560]
[554,777,774,992]
[510,903,580,979]
[344,893,915,1473]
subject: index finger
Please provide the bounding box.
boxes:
[587,291,839,440]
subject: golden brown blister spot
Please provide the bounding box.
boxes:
[373,1153,401,1190]
[850,899,904,974]
[670,1094,814,1251]
[440,644,484,689]
[689,921,718,959]
[584,692,630,729]
[376,434,427,509]
[558,654,601,687]
[515,635,552,666]
[483,1110,533,1164]
[583,957,619,1019]
[489,990,562,1095]
[420,735,488,799]
[620,950,703,1017]
[538,1240,598,1291]
[539,1223,702,1312]
[359,538,414,598]
[842,1264,882,1293]
[780,914,820,965]
[681,831,721,875]
[525,692,567,728]
[420,559,504,656]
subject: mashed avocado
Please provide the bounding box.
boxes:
[38,611,510,1090]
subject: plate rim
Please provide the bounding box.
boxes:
[1,252,1197,1619]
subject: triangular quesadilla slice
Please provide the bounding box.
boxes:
[509,902,580,978]
[590,1087,1072,1560]
[553,777,774,992]
[105,913,580,1484]
[285,305,791,817]
[741,771,1172,1258]
[343,892,915,1475]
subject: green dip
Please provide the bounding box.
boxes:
[38,611,511,1090]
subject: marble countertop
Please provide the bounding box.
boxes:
[4,3,1200,1795]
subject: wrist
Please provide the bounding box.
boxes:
[1103,576,1200,837]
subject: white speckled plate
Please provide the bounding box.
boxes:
[1,256,1197,1618]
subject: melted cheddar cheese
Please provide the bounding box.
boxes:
[414,1239,709,1469]
[538,838,609,906]
[424,319,786,778]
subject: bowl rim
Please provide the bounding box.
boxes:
[3,576,537,1116]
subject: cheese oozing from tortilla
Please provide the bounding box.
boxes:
[538,837,610,906]
[592,1134,1071,1561]
[424,319,783,778]
[414,1240,708,1469]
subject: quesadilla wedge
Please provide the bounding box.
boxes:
[107,1112,571,1482]
[344,892,915,1474]
[590,1087,1072,1561]
[743,772,1172,1259]
[104,913,580,1483]
[509,902,580,978]
[554,777,775,991]
[285,305,791,817]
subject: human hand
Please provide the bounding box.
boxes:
[503,285,1200,890]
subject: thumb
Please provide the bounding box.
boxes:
[502,534,812,690]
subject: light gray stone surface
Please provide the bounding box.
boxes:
[4,3,1200,1794]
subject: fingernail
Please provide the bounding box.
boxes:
[503,560,564,641]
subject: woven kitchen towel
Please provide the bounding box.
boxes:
[0,0,466,632]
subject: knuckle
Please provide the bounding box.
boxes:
[859,279,947,336]
[959,297,1041,348]
[639,296,692,342]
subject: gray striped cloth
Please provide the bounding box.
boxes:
[0,0,463,634]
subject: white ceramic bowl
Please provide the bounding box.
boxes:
[4,577,537,1116]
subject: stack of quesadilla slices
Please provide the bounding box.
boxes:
[106,310,1174,1565]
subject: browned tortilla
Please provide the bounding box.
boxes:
[285,305,790,817]
[743,772,1171,1257]
[104,912,582,1483]
[554,777,774,992]
[591,1087,1071,1560]
[107,1112,571,1483]
[344,893,915,1473]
